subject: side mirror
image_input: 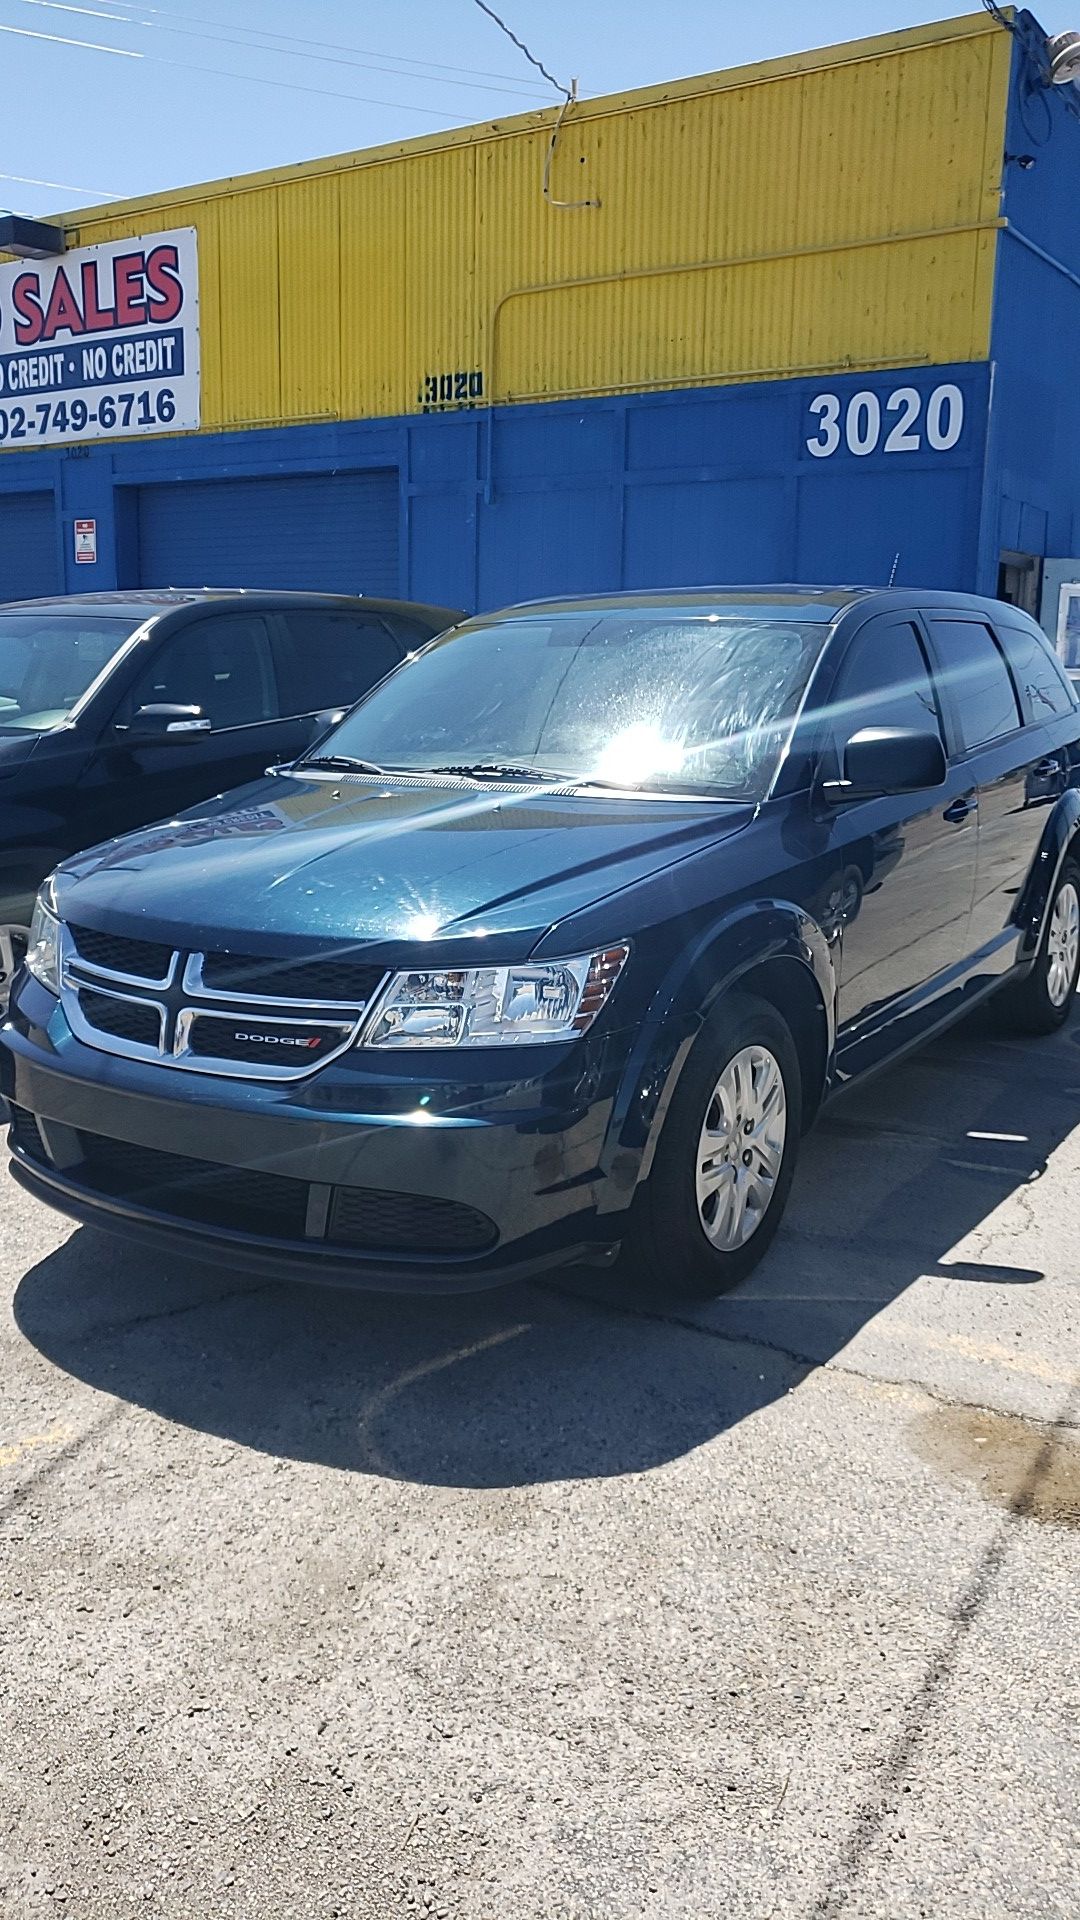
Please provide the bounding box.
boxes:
[127,703,212,741]
[823,727,947,802]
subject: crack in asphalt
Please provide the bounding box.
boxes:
[0,1281,276,1523]
[0,1399,126,1527]
[540,1278,1080,1431]
[801,1385,1080,1918]
[47,1277,277,1347]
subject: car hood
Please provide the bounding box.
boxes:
[53,772,753,964]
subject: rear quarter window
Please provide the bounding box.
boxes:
[996,621,1077,721]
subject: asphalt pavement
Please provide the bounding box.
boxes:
[1,1010,1078,1918]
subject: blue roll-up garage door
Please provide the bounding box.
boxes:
[135,469,399,595]
[0,492,59,602]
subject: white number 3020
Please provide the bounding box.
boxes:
[805,383,964,459]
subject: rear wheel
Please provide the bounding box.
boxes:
[997,858,1080,1035]
[624,991,802,1300]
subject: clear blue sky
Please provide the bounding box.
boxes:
[1,1,1072,215]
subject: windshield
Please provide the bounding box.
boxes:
[308,609,829,798]
[0,614,140,732]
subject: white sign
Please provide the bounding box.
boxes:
[0,226,199,450]
[804,381,965,459]
[74,518,96,564]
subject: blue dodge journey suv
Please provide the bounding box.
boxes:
[3,587,1079,1299]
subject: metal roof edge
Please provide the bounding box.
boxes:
[38,11,1004,238]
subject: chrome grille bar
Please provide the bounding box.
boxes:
[58,925,385,1081]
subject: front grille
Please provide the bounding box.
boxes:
[184,1014,348,1065]
[79,988,163,1049]
[328,1185,497,1254]
[199,950,384,1005]
[75,1130,310,1238]
[69,923,174,980]
[59,924,371,1080]
[8,1105,47,1164]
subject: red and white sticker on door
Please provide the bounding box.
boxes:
[74,518,96,564]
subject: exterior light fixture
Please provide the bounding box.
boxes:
[0,213,66,259]
[1046,30,1080,84]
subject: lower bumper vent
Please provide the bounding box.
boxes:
[328,1185,497,1254]
[77,1131,311,1238]
[9,1109,498,1258]
[8,1105,47,1164]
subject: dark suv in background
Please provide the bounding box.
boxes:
[4,586,1078,1301]
[0,589,463,1006]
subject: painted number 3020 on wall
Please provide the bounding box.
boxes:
[805,383,964,459]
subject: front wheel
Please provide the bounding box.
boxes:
[624,991,802,1300]
[997,858,1080,1035]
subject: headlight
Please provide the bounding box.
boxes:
[25,895,62,998]
[363,946,629,1049]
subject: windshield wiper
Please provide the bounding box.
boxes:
[574,773,744,800]
[427,762,570,783]
[298,753,387,775]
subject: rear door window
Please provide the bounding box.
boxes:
[925,619,1023,753]
[272,612,404,715]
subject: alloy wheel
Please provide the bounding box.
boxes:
[695,1043,788,1251]
[1046,880,1080,1009]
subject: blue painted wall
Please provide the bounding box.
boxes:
[982,12,1080,587]
[0,361,989,609]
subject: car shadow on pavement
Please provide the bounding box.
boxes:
[12,1015,1078,1488]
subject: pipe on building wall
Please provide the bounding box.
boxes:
[486,218,1005,411]
[1001,219,1080,294]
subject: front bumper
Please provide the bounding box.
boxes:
[1,976,629,1292]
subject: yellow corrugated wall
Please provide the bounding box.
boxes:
[50,11,1011,431]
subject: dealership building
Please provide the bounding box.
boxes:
[2,8,1080,648]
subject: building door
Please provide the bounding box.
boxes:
[0,492,60,601]
[132,470,400,596]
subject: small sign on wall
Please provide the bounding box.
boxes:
[74,518,97,565]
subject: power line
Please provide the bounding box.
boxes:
[0,168,122,197]
[471,0,572,99]
[0,19,478,120]
[470,0,599,211]
[14,0,554,98]
[0,18,139,55]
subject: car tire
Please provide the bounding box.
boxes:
[624,990,802,1301]
[0,892,34,1017]
[997,857,1080,1036]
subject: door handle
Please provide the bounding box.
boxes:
[1032,757,1061,778]
[943,794,976,824]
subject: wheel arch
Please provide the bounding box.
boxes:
[1014,789,1080,964]
[598,900,835,1211]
